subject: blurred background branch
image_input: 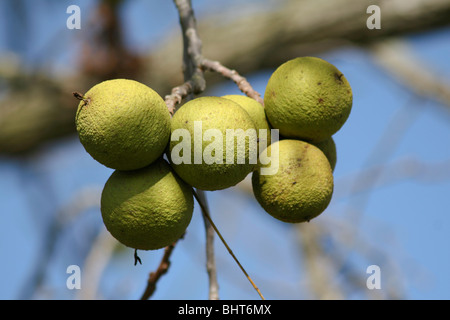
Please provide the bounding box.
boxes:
[371,39,450,109]
[1,0,450,155]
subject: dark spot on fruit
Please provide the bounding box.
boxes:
[292,181,297,185]
[318,98,324,103]
[185,120,189,124]
[334,73,344,83]
[317,82,322,85]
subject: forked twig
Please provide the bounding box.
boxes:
[164,2,263,114]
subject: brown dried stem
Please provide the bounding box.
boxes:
[140,241,177,300]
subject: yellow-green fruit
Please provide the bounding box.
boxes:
[264,57,352,142]
[313,137,337,172]
[169,96,258,191]
[100,158,194,250]
[222,94,272,150]
[75,79,171,171]
[252,139,333,223]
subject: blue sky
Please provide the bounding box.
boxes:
[0,0,449,300]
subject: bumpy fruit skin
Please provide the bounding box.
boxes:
[252,139,333,223]
[222,94,272,150]
[313,136,337,172]
[75,79,171,171]
[169,96,258,191]
[100,158,194,251]
[264,57,352,142]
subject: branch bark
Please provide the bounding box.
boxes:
[140,241,177,300]
[201,59,264,105]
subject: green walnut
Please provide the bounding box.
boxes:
[264,57,352,142]
[222,94,272,149]
[313,136,337,172]
[100,158,194,251]
[169,96,258,191]
[75,79,171,171]
[252,139,334,223]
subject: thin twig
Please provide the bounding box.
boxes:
[192,189,266,300]
[164,58,265,113]
[140,241,177,300]
[77,228,118,300]
[201,59,264,105]
[345,94,423,226]
[195,189,220,300]
[296,223,345,299]
[371,39,450,109]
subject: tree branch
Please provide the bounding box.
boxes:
[201,59,264,105]
[3,0,450,154]
[370,38,450,109]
